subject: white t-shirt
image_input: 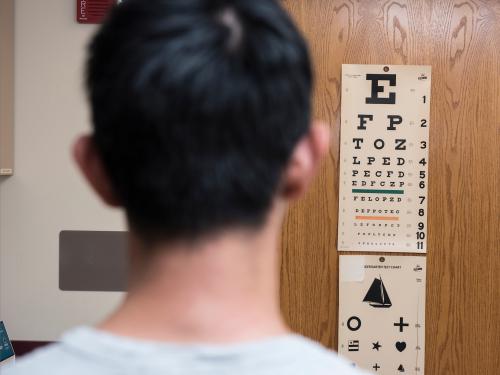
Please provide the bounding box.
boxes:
[4,327,368,375]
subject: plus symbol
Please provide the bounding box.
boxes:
[373,363,380,371]
[394,317,409,332]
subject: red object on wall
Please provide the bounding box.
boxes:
[77,0,116,24]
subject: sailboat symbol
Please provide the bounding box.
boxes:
[363,276,392,308]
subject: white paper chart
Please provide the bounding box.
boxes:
[338,64,431,253]
[338,255,426,375]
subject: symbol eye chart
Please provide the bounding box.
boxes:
[338,64,431,253]
[338,256,426,374]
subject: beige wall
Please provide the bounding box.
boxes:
[0,0,14,174]
[0,0,125,341]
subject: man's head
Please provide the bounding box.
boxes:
[75,0,328,244]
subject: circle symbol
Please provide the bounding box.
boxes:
[347,316,361,331]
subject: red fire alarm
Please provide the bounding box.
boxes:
[77,0,117,24]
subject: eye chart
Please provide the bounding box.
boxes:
[338,65,431,253]
[338,255,426,374]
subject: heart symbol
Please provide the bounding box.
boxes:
[395,341,406,352]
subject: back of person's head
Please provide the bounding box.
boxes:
[86,0,312,243]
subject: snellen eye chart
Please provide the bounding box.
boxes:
[338,255,426,374]
[338,64,431,253]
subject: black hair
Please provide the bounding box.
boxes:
[86,0,312,242]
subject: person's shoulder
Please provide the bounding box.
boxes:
[2,329,105,375]
[280,335,368,375]
[2,329,369,375]
[2,343,76,375]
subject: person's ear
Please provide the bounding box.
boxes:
[73,135,121,207]
[280,120,330,200]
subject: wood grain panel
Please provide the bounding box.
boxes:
[279,1,500,374]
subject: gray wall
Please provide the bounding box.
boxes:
[0,0,125,341]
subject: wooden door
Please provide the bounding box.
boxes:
[279,1,500,374]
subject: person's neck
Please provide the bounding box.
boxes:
[99,207,290,344]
